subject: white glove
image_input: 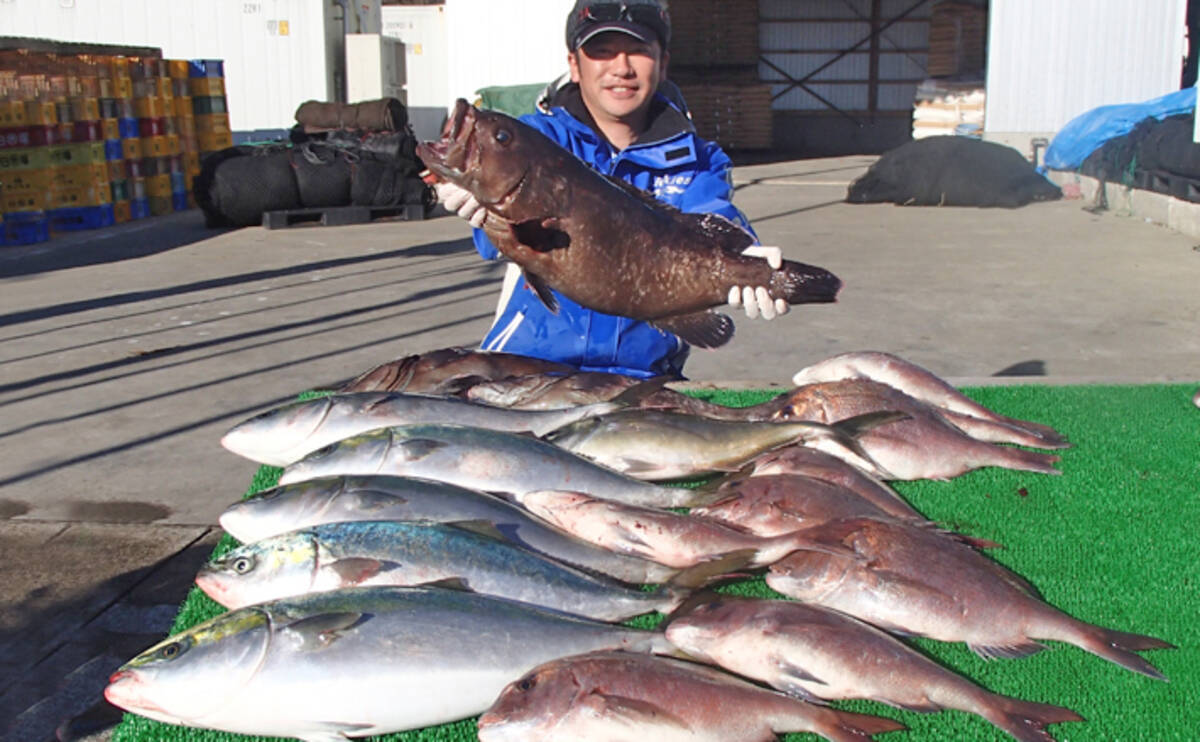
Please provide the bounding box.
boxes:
[435,181,487,228]
[728,246,790,320]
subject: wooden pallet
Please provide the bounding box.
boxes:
[262,202,426,229]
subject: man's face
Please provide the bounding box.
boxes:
[568,31,667,127]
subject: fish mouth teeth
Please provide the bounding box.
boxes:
[419,99,476,179]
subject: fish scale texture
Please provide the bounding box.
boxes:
[110,384,1199,742]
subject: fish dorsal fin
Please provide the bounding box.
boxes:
[446,519,508,543]
[688,211,757,253]
[579,691,693,731]
[521,269,560,314]
[607,376,673,408]
[282,611,367,650]
[652,310,734,350]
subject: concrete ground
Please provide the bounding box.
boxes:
[2,156,1199,741]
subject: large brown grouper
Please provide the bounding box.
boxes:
[417,99,842,349]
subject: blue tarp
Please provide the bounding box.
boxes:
[1043,87,1196,170]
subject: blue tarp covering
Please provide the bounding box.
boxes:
[1043,87,1196,170]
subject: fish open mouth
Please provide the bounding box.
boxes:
[417,99,476,182]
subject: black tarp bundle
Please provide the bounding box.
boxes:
[847,136,1062,208]
[1079,113,1200,199]
[194,98,433,228]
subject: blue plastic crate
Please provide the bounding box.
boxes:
[169,171,188,192]
[129,198,151,220]
[104,139,124,161]
[117,117,140,139]
[172,191,189,212]
[48,205,116,232]
[188,59,224,78]
[2,212,52,245]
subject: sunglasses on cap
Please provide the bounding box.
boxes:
[573,3,670,44]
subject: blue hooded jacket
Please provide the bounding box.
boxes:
[473,82,756,379]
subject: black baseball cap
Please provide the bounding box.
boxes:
[565,1,671,51]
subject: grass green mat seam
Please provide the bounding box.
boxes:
[111,383,1199,741]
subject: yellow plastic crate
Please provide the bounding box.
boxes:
[187,77,225,97]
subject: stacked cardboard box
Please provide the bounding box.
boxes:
[912,78,985,140]
[0,49,227,245]
[668,0,772,150]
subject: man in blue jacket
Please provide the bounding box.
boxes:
[437,0,787,378]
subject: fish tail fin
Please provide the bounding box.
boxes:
[977,444,1062,476]
[1060,620,1174,680]
[770,260,843,304]
[608,376,674,408]
[981,696,1085,742]
[665,549,757,594]
[792,707,906,742]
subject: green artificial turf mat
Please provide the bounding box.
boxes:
[111,383,1199,742]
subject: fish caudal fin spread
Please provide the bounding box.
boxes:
[981,696,1084,742]
[985,446,1062,476]
[769,260,843,305]
[1065,622,1175,680]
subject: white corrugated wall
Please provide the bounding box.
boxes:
[985,0,1188,136]
[0,0,383,133]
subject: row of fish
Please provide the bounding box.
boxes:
[105,348,1172,742]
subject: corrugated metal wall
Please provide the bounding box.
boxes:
[759,0,932,113]
[0,0,383,133]
[986,0,1188,134]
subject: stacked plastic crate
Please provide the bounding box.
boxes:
[46,61,117,232]
[1,70,51,245]
[190,60,232,175]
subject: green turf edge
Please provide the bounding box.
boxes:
[111,383,1200,742]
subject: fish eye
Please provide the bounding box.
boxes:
[159,642,184,660]
[494,129,511,144]
[311,443,339,458]
[233,556,255,574]
[516,675,536,692]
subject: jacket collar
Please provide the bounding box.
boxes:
[550,82,695,150]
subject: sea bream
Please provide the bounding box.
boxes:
[417,99,842,349]
[104,586,674,741]
[477,651,905,742]
[513,489,853,570]
[220,390,629,467]
[339,346,575,394]
[792,351,1069,446]
[218,475,682,584]
[774,379,1063,480]
[744,445,922,519]
[196,520,720,621]
[277,423,715,508]
[765,517,1174,679]
[664,595,1083,742]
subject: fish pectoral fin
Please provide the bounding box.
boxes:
[328,557,388,585]
[521,270,560,314]
[776,659,830,689]
[579,691,694,732]
[511,217,571,252]
[396,438,451,461]
[417,576,473,592]
[300,721,375,742]
[652,311,735,350]
[609,457,669,477]
[282,611,368,650]
[970,640,1047,660]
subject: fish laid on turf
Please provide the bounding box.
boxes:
[104,586,673,741]
[277,423,712,508]
[664,595,1083,742]
[220,390,628,467]
[417,99,842,349]
[792,351,1068,446]
[692,473,999,550]
[765,517,1174,680]
[196,520,723,621]
[467,371,795,421]
[339,346,574,394]
[775,379,1063,480]
[543,408,903,481]
[219,475,681,584]
[514,489,853,570]
[745,445,922,519]
[477,651,905,742]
